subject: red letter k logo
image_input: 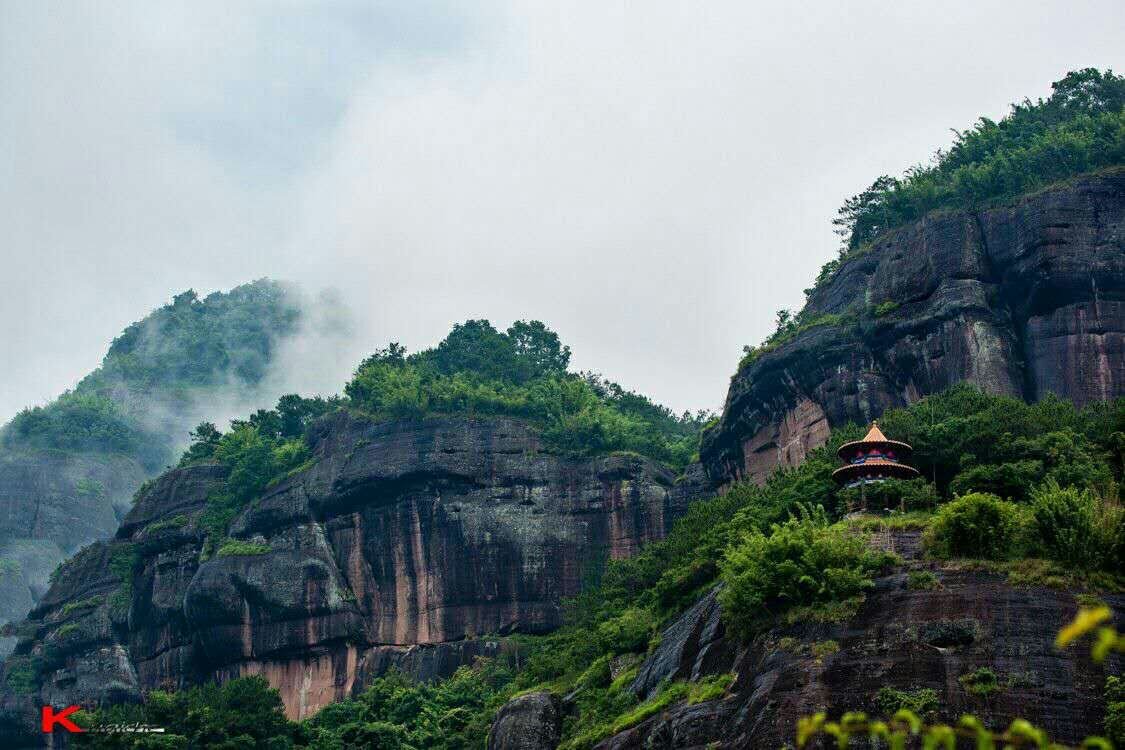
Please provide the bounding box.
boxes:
[41,705,83,733]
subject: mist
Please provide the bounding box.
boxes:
[3,1,1124,422]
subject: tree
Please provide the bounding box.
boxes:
[507,320,571,378]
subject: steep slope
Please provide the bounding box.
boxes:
[553,532,1122,749]
[0,281,305,641]
[0,412,703,743]
[701,171,1125,485]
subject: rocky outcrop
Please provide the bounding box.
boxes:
[0,414,696,741]
[487,691,563,750]
[588,532,1122,748]
[0,451,146,644]
[702,171,1125,484]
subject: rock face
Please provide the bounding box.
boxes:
[0,414,695,742]
[487,691,563,750]
[0,451,146,646]
[587,532,1122,748]
[702,172,1125,484]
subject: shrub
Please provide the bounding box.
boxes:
[145,514,188,534]
[718,509,895,638]
[1030,480,1098,568]
[872,301,900,318]
[1030,480,1124,572]
[595,608,654,655]
[810,640,840,659]
[4,656,41,695]
[923,493,1026,560]
[959,667,1003,697]
[215,540,272,557]
[60,595,104,618]
[906,571,940,590]
[917,618,981,647]
[1106,676,1125,749]
[874,686,939,718]
[949,460,1043,501]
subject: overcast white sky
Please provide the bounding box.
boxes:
[3,1,1124,421]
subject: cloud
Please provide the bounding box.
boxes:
[2,1,1124,421]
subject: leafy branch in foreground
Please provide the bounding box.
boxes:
[797,711,1111,750]
[797,607,1122,749]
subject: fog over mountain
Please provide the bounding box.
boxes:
[3,1,1124,421]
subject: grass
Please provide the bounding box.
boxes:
[907,571,940,590]
[934,557,1125,594]
[784,595,866,626]
[847,511,933,532]
[215,539,272,557]
[53,622,81,640]
[145,514,188,534]
[59,595,104,618]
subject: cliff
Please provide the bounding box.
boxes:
[0,413,698,742]
[490,532,1123,749]
[0,452,146,656]
[0,280,308,637]
[701,171,1125,485]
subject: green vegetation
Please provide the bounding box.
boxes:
[923,493,1026,560]
[1030,480,1124,570]
[3,655,41,695]
[107,544,140,611]
[144,514,188,534]
[871,301,900,318]
[75,666,513,750]
[718,507,896,638]
[739,310,854,370]
[345,320,711,468]
[1106,675,1125,749]
[0,558,20,577]
[873,686,939,718]
[59,595,104,618]
[215,539,272,557]
[182,395,335,556]
[66,385,1125,748]
[178,320,711,552]
[1,280,303,471]
[838,476,938,513]
[906,570,939,590]
[959,666,1003,697]
[832,68,1125,252]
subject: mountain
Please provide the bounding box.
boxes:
[1,69,1124,749]
[700,169,1125,486]
[0,280,305,644]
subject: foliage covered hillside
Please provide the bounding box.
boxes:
[833,68,1124,252]
[78,386,1125,748]
[1,280,302,471]
[743,68,1125,372]
[343,320,711,468]
[178,319,712,557]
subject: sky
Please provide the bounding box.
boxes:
[3,0,1124,422]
